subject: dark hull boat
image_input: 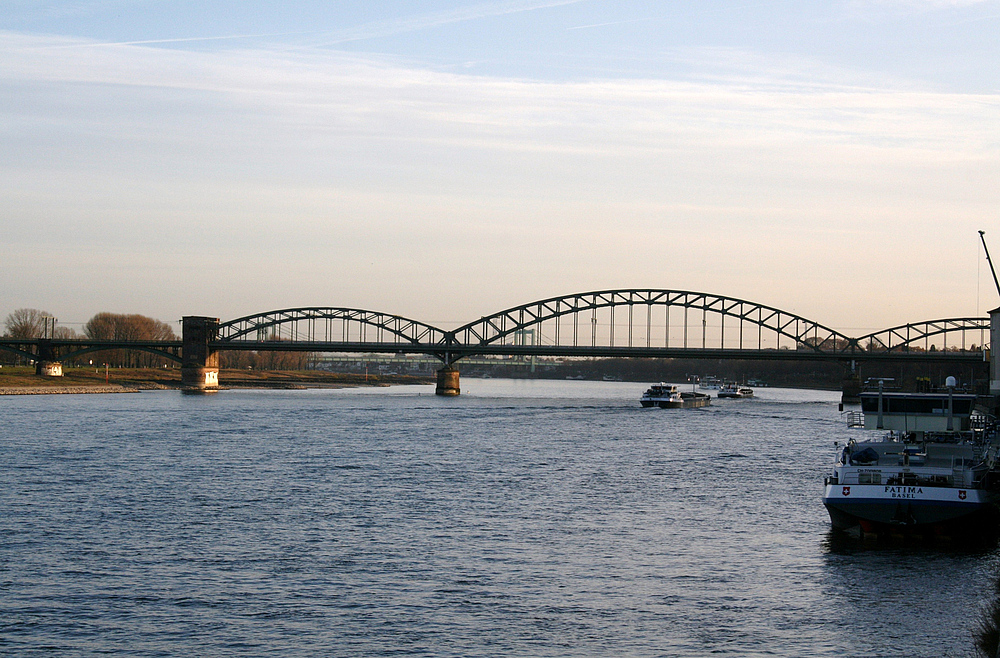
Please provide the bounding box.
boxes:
[822,383,1000,537]
[640,384,711,409]
[717,383,754,399]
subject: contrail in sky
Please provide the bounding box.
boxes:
[307,0,588,47]
[60,31,321,48]
[566,17,657,30]
[47,1,589,50]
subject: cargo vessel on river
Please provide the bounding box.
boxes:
[718,383,754,399]
[639,383,711,409]
[822,381,1000,536]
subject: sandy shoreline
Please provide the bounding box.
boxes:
[0,380,428,395]
[0,385,141,395]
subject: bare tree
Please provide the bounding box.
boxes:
[255,348,311,370]
[4,308,53,338]
[219,350,255,369]
[84,313,178,367]
[217,336,312,371]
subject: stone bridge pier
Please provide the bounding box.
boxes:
[181,316,220,390]
[34,339,63,377]
[435,366,460,396]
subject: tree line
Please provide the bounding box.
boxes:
[1,308,178,367]
[2,308,312,370]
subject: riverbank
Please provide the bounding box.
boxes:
[0,367,434,394]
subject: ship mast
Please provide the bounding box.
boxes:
[979,230,1000,299]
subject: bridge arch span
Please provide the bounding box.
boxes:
[0,343,39,362]
[217,307,450,347]
[58,344,184,364]
[452,289,856,354]
[854,318,990,354]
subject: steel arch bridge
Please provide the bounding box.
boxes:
[217,307,448,346]
[854,318,991,354]
[450,289,853,353]
[205,289,990,362]
[0,339,183,364]
[0,289,991,368]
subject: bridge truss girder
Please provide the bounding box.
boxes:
[451,289,856,354]
[57,342,184,364]
[217,307,449,347]
[0,291,991,369]
[855,318,990,354]
[205,340,987,365]
[0,340,38,362]
[0,339,183,364]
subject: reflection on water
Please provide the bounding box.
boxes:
[0,380,998,657]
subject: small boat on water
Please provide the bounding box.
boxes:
[718,383,754,399]
[822,380,1000,537]
[699,376,721,390]
[640,383,712,409]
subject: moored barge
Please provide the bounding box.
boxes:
[822,382,1000,536]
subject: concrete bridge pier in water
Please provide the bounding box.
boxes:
[34,339,63,377]
[181,316,220,391]
[435,366,460,396]
[841,365,861,404]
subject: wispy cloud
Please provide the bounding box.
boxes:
[868,0,991,5]
[2,31,998,325]
[60,31,324,48]
[566,17,657,31]
[9,0,589,52]
[845,0,995,17]
[3,0,159,23]
[303,0,588,47]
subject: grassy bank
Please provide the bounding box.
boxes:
[0,366,433,391]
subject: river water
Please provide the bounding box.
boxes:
[2,379,998,657]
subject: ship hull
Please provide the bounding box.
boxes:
[823,483,995,534]
[640,391,711,409]
[657,394,711,409]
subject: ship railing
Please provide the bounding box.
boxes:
[970,414,996,432]
[835,470,964,487]
[842,410,864,428]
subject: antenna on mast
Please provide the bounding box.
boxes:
[979,230,1000,299]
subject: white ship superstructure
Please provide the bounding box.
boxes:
[823,384,1000,536]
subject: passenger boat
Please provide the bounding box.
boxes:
[640,383,711,409]
[718,382,754,398]
[699,377,721,390]
[822,381,1000,537]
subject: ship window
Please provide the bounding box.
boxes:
[858,472,881,484]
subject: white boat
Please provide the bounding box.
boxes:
[822,382,1000,537]
[699,376,721,390]
[717,383,753,398]
[640,383,711,409]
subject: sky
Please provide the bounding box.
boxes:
[2,0,999,335]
